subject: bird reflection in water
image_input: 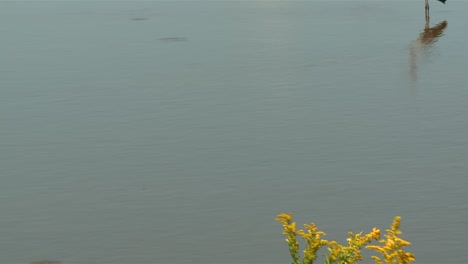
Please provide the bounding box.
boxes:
[408,13,447,92]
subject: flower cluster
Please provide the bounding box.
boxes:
[366,216,415,264]
[276,214,414,264]
[276,213,301,264]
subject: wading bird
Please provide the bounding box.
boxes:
[426,0,446,12]
[425,0,446,29]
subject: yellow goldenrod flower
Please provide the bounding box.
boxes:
[276,213,293,224]
[276,213,329,264]
[369,228,381,240]
[371,255,384,264]
[391,216,401,230]
[277,214,413,264]
[366,216,415,264]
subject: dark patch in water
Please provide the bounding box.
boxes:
[159,37,187,42]
[131,17,149,21]
[31,260,60,264]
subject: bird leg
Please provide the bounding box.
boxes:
[425,0,430,18]
[425,13,430,27]
[425,7,430,24]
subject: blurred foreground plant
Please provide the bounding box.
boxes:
[276,213,414,264]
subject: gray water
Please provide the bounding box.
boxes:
[1,1,468,263]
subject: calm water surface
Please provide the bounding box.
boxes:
[1,1,468,263]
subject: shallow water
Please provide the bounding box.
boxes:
[1,1,468,263]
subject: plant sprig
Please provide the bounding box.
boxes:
[276,214,414,264]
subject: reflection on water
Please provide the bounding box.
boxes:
[409,13,447,91]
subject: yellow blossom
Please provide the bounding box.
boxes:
[276,213,293,225]
[366,216,415,264]
[277,214,414,264]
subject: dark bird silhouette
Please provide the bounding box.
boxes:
[425,0,446,13]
